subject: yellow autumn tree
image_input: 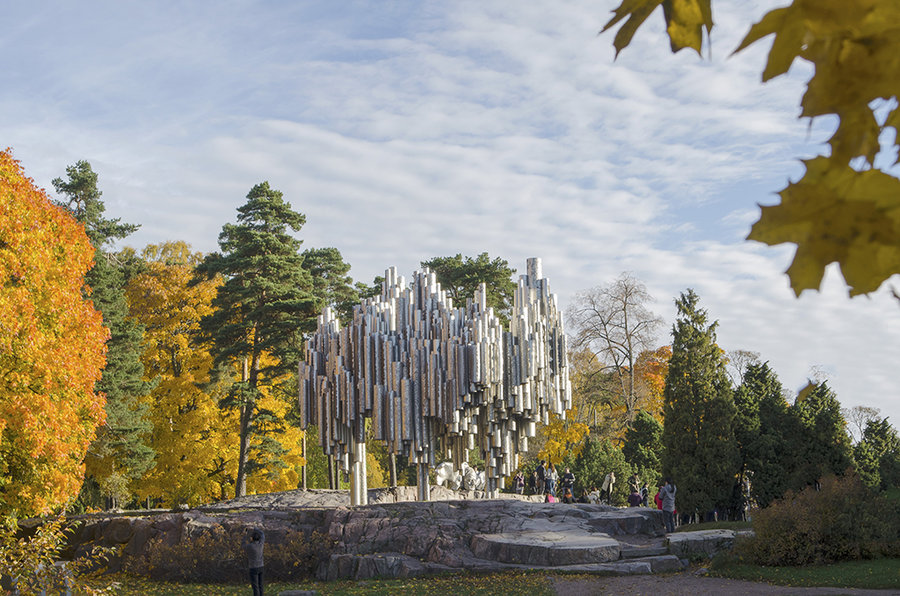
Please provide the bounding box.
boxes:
[633,345,671,422]
[538,408,590,466]
[125,242,237,506]
[603,0,900,297]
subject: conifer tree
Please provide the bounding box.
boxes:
[733,362,798,509]
[198,182,316,497]
[622,409,663,488]
[661,289,738,517]
[854,417,900,491]
[52,161,153,508]
[791,381,853,488]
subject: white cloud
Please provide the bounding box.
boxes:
[3,0,898,426]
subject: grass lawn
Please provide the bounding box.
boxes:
[674,520,752,532]
[711,557,900,590]
[87,571,558,595]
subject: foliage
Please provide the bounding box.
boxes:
[844,405,882,444]
[0,150,108,517]
[734,474,900,566]
[566,273,663,430]
[661,289,739,516]
[854,417,900,491]
[536,410,589,467]
[52,160,154,509]
[302,247,359,324]
[622,409,663,489]
[602,0,900,297]
[791,381,854,488]
[420,253,516,325]
[734,363,798,509]
[632,345,670,421]
[125,242,238,506]
[0,515,115,595]
[128,527,332,582]
[198,182,317,497]
[570,436,632,504]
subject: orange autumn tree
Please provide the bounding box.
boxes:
[0,149,107,516]
[633,345,671,422]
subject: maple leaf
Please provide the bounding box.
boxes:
[748,157,900,296]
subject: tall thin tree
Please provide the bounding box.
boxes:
[198,182,316,497]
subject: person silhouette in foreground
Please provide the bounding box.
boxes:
[244,528,265,596]
[660,478,677,533]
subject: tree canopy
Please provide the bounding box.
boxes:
[0,150,107,516]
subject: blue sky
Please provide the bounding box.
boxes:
[4,1,899,431]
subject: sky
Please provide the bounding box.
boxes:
[3,1,899,435]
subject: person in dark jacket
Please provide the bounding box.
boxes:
[244,528,265,596]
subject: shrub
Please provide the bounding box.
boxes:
[127,526,333,582]
[734,473,900,566]
[0,515,115,595]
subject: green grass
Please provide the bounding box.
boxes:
[710,557,900,590]
[87,571,558,595]
[674,520,752,532]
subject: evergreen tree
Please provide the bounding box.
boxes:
[301,247,359,324]
[571,436,632,505]
[854,417,900,491]
[791,381,853,488]
[52,161,153,508]
[622,409,663,488]
[198,182,317,497]
[661,289,739,517]
[733,362,797,509]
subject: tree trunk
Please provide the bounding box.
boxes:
[234,357,253,498]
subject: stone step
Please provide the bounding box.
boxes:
[470,531,621,566]
[620,544,669,558]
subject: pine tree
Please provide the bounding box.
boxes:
[198,182,317,497]
[734,362,797,509]
[791,381,853,488]
[853,417,900,491]
[52,161,153,508]
[661,289,739,517]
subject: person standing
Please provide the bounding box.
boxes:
[546,463,559,497]
[514,470,525,494]
[601,471,616,504]
[244,528,265,596]
[536,460,546,495]
[561,467,575,493]
[660,478,677,533]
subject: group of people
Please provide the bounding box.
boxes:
[514,463,679,532]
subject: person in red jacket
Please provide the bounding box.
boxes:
[654,485,663,510]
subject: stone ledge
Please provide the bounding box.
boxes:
[667,529,735,558]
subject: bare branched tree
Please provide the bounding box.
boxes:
[726,349,761,387]
[842,405,881,444]
[566,272,663,429]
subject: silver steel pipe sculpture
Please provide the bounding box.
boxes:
[298,258,571,505]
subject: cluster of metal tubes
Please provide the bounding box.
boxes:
[298,258,571,504]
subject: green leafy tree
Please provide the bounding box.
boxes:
[853,417,900,491]
[791,381,854,488]
[421,253,516,325]
[602,0,900,297]
[622,409,663,489]
[198,182,317,497]
[52,161,153,509]
[661,289,739,517]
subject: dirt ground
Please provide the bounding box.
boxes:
[548,571,900,595]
